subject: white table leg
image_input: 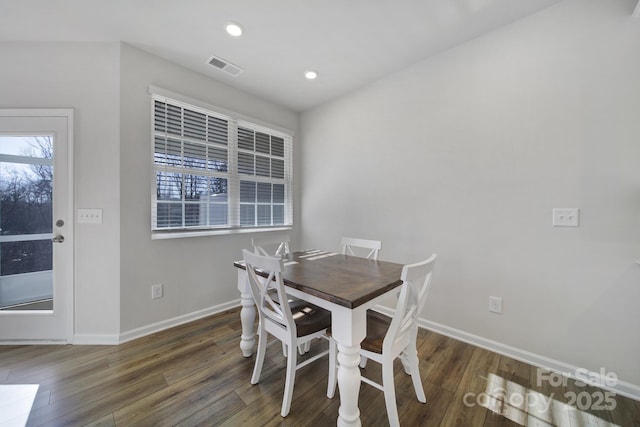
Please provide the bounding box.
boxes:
[330,307,367,427]
[237,269,255,357]
[337,343,362,427]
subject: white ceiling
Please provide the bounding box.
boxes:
[0,0,563,112]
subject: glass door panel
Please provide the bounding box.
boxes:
[0,136,54,310]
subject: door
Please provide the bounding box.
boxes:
[0,110,73,342]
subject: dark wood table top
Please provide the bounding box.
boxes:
[234,250,404,309]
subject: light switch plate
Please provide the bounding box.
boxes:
[552,208,579,227]
[77,208,103,224]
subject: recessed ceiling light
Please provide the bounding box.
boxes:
[305,70,318,80]
[225,22,243,37]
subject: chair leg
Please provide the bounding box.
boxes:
[281,340,298,417]
[327,337,337,398]
[398,352,409,374]
[298,341,310,355]
[251,326,268,384]
[406,348,426,403]
[359,355,368,368]
[382,357,400,427]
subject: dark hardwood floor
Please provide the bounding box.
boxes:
[1,307,638,426]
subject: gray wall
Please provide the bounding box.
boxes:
[300,0,640,386]
[0,42,121,338]
[119,44,300,332]
[0,42,301,340]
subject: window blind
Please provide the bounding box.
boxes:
[151,94,292,232]
[235,123,292,227]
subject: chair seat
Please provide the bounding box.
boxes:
[361,310,392,354]
[289,300,331,337]
[268,288,296,304]
[327,309,390,354]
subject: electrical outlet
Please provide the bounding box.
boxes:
[489,296,503,314]
[152,283,163,299]
[552,208,579,227]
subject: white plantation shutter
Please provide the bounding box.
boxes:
[151,92,293,233]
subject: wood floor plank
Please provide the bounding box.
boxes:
[173,391,246,427]
[113,344,256,426]
[27,372,169,426]
[11,357,111,391]
[418,330,450,365]
[0,307,635,427]
[497,355,531,387]
[483,409,524,427]
[440,347,501,427]
[564,378,616,425]
[424,337,476,393]
[6,345,110,382]
[401,380,453,426]
[50,333,219,401]
[83,413,116,427]
[610,394,640,427]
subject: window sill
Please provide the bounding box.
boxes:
[151,226,292,240]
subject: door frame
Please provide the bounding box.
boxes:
[0,108,74,343]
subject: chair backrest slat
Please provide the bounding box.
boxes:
[243,249,296,335]
[252,233,291,257]
[341,237,382,260]
[383,254,437,354]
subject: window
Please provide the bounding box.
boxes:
[151,92,292,234]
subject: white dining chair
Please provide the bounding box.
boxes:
[327,254,437,427]
[251,232,291,257]
[251,233,311,354]
[341,236,382,260]
[341,236,383,365]
[242,249,331,417]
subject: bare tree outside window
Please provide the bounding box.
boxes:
[0,136,53,275]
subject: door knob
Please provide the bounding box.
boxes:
[52,235,65,243]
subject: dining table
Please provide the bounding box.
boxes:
[234,249,405,427]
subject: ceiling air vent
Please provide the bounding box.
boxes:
[207,55,244,76]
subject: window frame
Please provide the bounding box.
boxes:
[149,87,293,239]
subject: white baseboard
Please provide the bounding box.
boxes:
[373,306,640,402]
[0,339,69,345]
[118,299,241,344]
[73,334,120,345]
